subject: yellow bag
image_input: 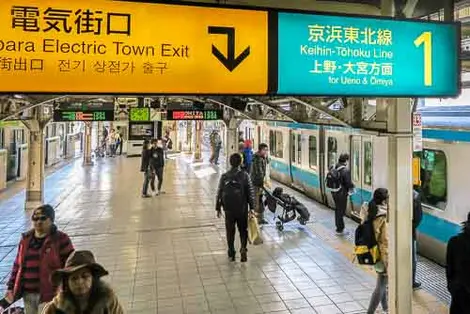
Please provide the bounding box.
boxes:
[248,214,263,245]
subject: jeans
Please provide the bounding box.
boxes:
[254,186,264,219]
[412,239,418,284]
[150,167,164,192]
[225,211,248,254]
[367,273,388,314]
[142,170,152,195]
[23,293,45,314]
[332,191,347,232]
[214,146,221,164]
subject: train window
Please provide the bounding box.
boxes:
[352,140,360,182]
[420,149,447,210]
[297,135,301,164]
[309,136,317,170]
[275,131,283,158]
[364,141,372,186]
[327,137,337,169]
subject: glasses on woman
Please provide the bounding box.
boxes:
[32,216,47,222]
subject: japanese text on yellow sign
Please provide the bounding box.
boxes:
[0,0,268,94]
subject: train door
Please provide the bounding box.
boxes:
[324,134,339,208]
[289,130,303,188]
[350,135,363,217]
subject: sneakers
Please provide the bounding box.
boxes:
[142,194,151,198]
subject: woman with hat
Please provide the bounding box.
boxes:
[4,204,74,314]
[42,250,123,314]
[446,212,470,314]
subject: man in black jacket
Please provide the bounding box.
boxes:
[446,212,470,313]
[331,153,354,235]
[216,153,255,262]
[140,140,152,198]
[149,138,165,195]
[412,189,423,289]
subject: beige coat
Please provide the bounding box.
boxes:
[360,203,389,272]
[42,283,124,314]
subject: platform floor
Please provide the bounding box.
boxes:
[0,154,449,314]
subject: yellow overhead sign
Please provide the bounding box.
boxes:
[0,0,268,94]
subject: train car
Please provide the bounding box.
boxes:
[252,111,470,265]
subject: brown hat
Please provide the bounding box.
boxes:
[52,250,108,285]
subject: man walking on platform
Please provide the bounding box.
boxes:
[149,138,165,196]
[216,153,255,262]
[326,153,354,235]
[251,143,269,224]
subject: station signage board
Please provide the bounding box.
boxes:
[53,109,114,122]
[166,110,222,120]
[0,0,460,97]
[0,0,268,94]
[277,12,460,97]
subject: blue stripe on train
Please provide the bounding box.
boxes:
[270,159,460,244]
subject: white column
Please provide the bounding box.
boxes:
[193,120,203,161]
[25,124,45,210]
[83,122,93,165]
[225,118,239,166]
[386,98,413,314]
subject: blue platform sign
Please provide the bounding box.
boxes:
[278,12,460,97]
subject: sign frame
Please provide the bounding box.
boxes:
[0,0,461,97]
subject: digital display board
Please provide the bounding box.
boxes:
[166,110,222,120]
[53,110,114,122]
[277,12,460,97]
[130,107,150,122]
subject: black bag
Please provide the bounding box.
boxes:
[354,221,380,265]
[167,139,173,150]
[325,165,344,192]
[295,203,310,221]
[222,172,244,212]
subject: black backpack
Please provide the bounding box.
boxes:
[354,220,380,265]
[222,171,245,211]
[325,165,345,192]
[167,138,173,150]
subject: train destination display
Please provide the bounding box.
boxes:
[277,12,459,97]
[53,109,114,121]
[166,110,222,120]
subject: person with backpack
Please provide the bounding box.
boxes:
[3,205,74,314]
[446,212,470,313]
[326,153,354,235]
[359,188,389,314]
[216,153,255,262]
[412,189,423,289]
[149,138,165,195]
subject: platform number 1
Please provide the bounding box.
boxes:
[414,32,432,86]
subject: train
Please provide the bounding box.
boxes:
[241,106,470,265]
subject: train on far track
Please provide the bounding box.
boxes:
[241,106,470,265]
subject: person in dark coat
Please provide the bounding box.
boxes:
[140,140,152,198]
[149,138,165,195]
[331,153,354,235]
[446,212,470,314]
[412,189,423,289]
[216,153,255,262]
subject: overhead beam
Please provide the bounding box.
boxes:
[248,98,297,122]
[289,97,351,127]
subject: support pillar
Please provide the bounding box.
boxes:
[225,118,240,166]
[23,108,48,211]
[193,121,203,161]
[187,121,193,154]
[386,99,413,314]
[83,122,93,165]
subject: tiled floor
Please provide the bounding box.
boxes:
[0,153,448,313]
